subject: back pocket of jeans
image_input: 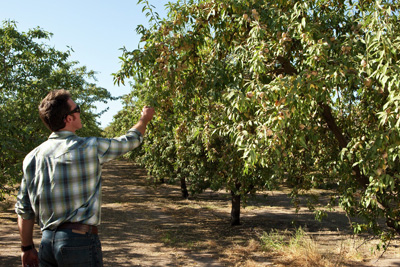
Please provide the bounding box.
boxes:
[60,245,92,266]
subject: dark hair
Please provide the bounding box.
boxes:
[39,89,72,132]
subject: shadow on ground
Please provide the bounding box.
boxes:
[1,160,400,267]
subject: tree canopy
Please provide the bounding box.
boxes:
[108,0,400,243]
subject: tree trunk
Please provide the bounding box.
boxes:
[230,190,241,226]
[180,177,189,199]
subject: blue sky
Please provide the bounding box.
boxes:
[0,0,169,128]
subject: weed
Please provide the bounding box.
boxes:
[260,227,335,266]
[161,231,177,245]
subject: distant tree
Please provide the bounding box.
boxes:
[0,20,116,199]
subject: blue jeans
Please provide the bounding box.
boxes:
[39,229,103,267]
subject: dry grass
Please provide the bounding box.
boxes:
[220,238,270,267]
[259,227,327,266]
[256,227,375,267]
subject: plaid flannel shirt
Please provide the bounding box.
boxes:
[15,129,143,230]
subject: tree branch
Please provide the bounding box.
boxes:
[319,102,400,234]
[319,103,369,187]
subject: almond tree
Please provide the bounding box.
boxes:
[113,0,400,240]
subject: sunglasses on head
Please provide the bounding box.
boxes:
[64,105,80,118]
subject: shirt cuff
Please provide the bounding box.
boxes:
[15,211,35,220]
[127,128,143,143]
[128,128,143,137]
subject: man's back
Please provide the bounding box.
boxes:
[16,130,143,231]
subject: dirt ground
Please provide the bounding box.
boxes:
[1,160,400,266]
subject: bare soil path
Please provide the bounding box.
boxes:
[1,160,400,266]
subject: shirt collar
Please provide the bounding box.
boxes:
[49,131,76,139]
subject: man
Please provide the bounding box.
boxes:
[15,89,155,267]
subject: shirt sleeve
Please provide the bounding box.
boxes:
[15,157,36,220]
[97,129,143,164]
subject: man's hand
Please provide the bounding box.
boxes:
[21,248,39,267]
[140,106,155,123]
[132,106,155,135]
